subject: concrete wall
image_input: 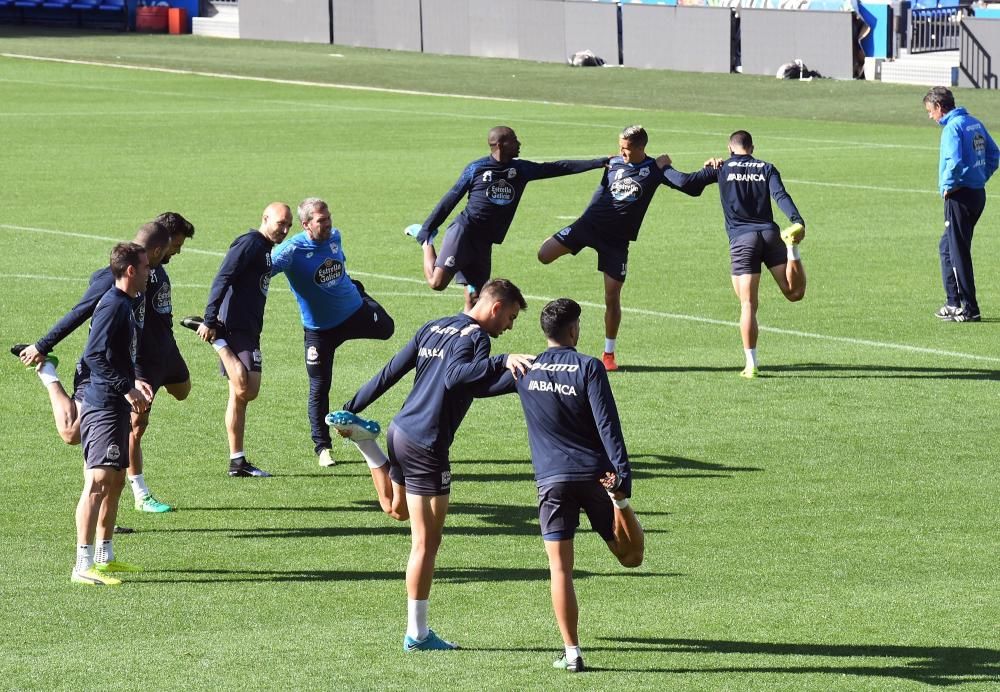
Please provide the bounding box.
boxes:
[622,5,732,72]
[959,18,1000,89]
[331,0,422,51]
[740,8,854,79]
[239,0,330,44]
[421,0,617,63]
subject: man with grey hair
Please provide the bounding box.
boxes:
[270,197,395,467]
[537,125,674,372]
[406,125,608,309]
[923,86,998,322]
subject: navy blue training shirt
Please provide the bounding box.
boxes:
[578,155,679,241]
[419,156,608,245]
[663,154,803,239]
[344,313,507,453]
[203,230,274,335]
[82,286,138,411]
[135,264,175,381]
[482,346,631,497]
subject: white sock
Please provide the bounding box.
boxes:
[611,496,630,509]
[129,474,150,500]
[95,540,114,565]
[75,544,94,573]
[565,645,582,662]
[230,451,245,461]
[787,245,801,261]
[353,439,388,469]
[36,361,60,386]
[212,339,229,352]
[407,599,429,641]
[604,338,616,354]
[744,348,757,369]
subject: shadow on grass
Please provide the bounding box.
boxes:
[141,566,681,585]
[597,636,1000,686]
[618,363,1000,380]
[455,455,760,482]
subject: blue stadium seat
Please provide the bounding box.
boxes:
[79,0,125,29]
[0,0,21,24]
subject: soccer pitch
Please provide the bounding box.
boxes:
[1,29,998,690]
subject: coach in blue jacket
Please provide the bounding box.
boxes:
[923,87,999,323]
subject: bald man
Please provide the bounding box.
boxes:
[184,202,293,477]
[406,125,608,309]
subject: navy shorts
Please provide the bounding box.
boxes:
[537,480,615,542]
[80,406,129,470]
[140,340,190,392]
[386,424,451,497]
[435,222,492,292]
[729,229,786,276]
[219,329,262,376]
[553,220,630,283]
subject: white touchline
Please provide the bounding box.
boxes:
[2,223,996,364]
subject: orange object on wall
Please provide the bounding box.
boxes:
[136,6,169,33]
[168,7,189,34]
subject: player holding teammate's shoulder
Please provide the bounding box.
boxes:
[537,125,677,371]
[663,130,806,378]
[405,125,608,308]
[326,279,534,652]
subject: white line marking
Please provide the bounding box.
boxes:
[786,179,934,195]
[0,53,937,153]
[2,223,996,364]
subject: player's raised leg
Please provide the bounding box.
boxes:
[774,223,806,302]
[606,496,645,568]
[537,236,573,265]
[732,272,762,378]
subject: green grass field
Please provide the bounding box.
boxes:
[1,28,998,690]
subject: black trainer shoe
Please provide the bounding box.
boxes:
[935,305,961,320]
[947,308,981,323]
[228,458,272,478]
[10,343,28,358]
[113,525,135,535]
[179,316,203,331]
[553,653,585,672]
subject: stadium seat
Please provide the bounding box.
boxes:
[77,0,124,29]
[0,0,21,24]
[37,0,75,25]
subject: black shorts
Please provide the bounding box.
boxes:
[729,229,786,276]
[139,340,190,392]
[386,424,451,497]
[537,480,615,542]
[553,220,630,283]
[218,329,262,376]
[80,406,129,470]
[435,222,492,292]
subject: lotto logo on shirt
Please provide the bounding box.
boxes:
[486,179,515,205]
[609,177,642,202]
[259,273,271,296]
[314,258,344,286]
